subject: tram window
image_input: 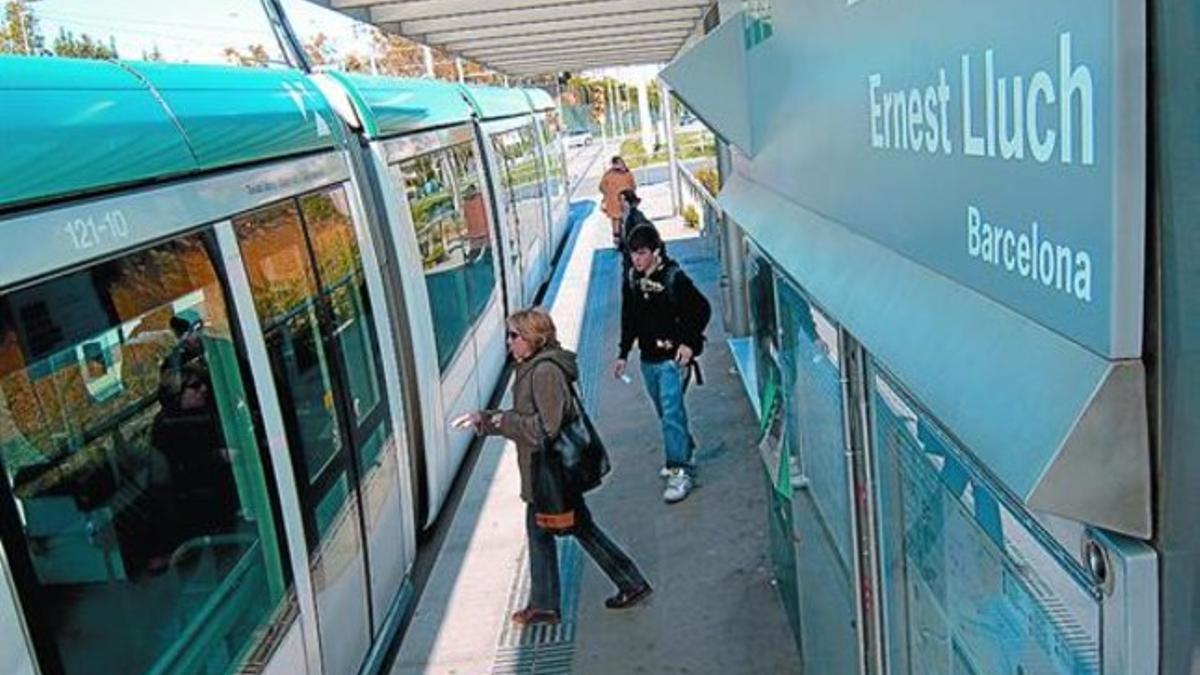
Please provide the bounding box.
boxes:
[492,127,546,259]
[396,142,496,372]
[0,234,292,675]
[449,143,497,322]
[299,188,386,469]
[233,198,351,540]
[515,127,546,256]
[234,201,341,489]
[538,119,565,200]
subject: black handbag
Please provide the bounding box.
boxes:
[530,363,611,534]
[530,447,578,535]
[532,362,611,494]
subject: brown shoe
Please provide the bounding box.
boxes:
[511,607,561,625]
[605,583,652,609]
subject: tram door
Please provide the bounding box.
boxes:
[231,186,403,674]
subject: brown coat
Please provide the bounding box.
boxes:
[482,344,579,502]
[598,167,636,220]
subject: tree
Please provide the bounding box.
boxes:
[223,43,271,68]
[373,32,423,77]
[52,28,118,60]
[303,32,332,68]
[342,52,371,74]
[141,43,163,62]
[1,1,45,55]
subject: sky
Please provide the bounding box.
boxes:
[30,0,369,65]
[24,0,661,82]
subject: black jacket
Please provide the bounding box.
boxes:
[618,257,711,363]
[621,207,655,244]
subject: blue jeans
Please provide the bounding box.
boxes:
[640,359,695,471]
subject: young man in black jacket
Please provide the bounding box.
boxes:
[613,225,712,503]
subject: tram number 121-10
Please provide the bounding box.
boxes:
[63,210,130,250]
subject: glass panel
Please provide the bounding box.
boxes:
[0,234,290,675]
[774,278,859,675]
[448,143,497,323]
[233,199,372,675]
[514,126,547,259]
[489,130,524,296]
[396,150,471,371]
[746,245,780,412]
[234,202,342,488]
[299,188,382,433]
[538,117,566,200]
[871,368,1102,675]
[777,282,853,567]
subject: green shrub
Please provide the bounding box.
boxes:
[682,204,701,229]
[695,167,719,196]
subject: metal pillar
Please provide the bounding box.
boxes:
[599,82,609,145]
[661,82,681,216]
[455,57,464,83]
[422,45,435,78]
[620,86,631,137]
[637,77,654,156]
[608,80,622,138]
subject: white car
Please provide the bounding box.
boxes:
[564,129,593,148]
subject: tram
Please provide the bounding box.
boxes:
[0,55,570,675]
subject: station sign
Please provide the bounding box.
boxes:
[743,0,1144,358]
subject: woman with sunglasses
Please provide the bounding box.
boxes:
[464,307,652,625]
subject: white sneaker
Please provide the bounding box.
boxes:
[663,469,693,503]
[659,466,671,479]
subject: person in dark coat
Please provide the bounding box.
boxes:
[466,308,651,625]
[617,189,660,277]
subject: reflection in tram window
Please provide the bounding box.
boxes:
[0,234,291,675]
[871,371,1102,675]
[396,141,497,371]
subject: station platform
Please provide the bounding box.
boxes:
[387,148,802,674]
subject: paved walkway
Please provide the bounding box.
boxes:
[390,146,801,674]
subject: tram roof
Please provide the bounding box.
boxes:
[318,0,711,76]
[0,56,341,210]
[523,87,556,112]
[326,72,474,139]
[457,83,534,121]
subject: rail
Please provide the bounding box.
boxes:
[679,163,721,216]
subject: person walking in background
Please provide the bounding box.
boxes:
[617,189,658,277]
[613,226,712,504]
[599,156,636,245]
[466,308,652,625]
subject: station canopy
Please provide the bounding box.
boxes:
[318,0,712,75]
